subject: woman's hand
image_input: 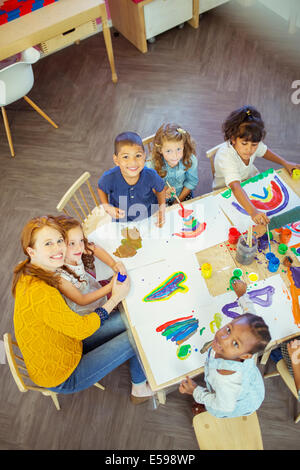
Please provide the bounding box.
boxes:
[110,274,130,305]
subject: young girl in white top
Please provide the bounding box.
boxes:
[55,215,127,315]
[213,105,300,225]
[147,123,198,206]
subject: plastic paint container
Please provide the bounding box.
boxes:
[280,228,292,244]
[268,256,280,273]
[230,275,241,290]
[292,169,300,180]
[266,252,275,261]
[228,227,241,245]
[201,263,212,279]
[233,268,242,278]
[248,272,259,282]
[258,234,269,250]
[236,236,258,265]
[278,243,288,255]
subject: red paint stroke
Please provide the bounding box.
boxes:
[173,222,206,238]
[156,315,193,332]
[251,180,283,210]
[178,207,193,218]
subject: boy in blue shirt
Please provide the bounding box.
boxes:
[98,132,166,226]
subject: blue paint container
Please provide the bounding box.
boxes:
[268,256,279,272]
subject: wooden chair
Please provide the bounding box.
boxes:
[0,47,58,157]
[265,359,300,424]
[193,411,263,450]
[205,143,223,177]
[3,333,105,411]
[142,134,155,160]
[56,171,112,236]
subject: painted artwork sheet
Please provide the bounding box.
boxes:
[217,169,300,233]
[135,274,298,386]
[124,255,213,327]
[148,195,232,253]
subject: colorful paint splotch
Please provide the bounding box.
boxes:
[222,285,275,319]
[156,315,199,346]
[173,208,206,239]
[287,221,300,238]
[232,175,289,217]
[176,344,192,360]
[209,313,223,333]
[143,272,188,302]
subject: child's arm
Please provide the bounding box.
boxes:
[178,187,192,202]
[178,155,198,201]
[89,243,127,275]
[229,181,270,225]
[287,339,300,393]
[262,149,300,176]
[58,275,115,306]
[253,206,300,237]
[232,279,257,314]
[155,188,166,228]
[97,188,125,219]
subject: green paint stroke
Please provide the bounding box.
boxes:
[176,344,192,360]
[199,327,206,336]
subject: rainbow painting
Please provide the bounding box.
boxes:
[218,169,299,232]
[156,315,199,360]
[143,272,188,302]
[173,208,207,239]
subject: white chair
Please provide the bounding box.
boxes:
[205,143,223,177]
[0,47,58,157]
[3,333,105,411]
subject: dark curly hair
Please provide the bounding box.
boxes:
[222,105,266,143]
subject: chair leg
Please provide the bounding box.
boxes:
[23,96,58,129]
[93,382,105,391]
[49,391,61,410]
[295,413,300,424]
[1,106,15,157]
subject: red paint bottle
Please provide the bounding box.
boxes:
[228,227,241,245]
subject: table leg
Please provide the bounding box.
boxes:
[101,16,118,83]
[156,390,166,405]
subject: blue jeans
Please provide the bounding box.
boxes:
[48,310,146,394]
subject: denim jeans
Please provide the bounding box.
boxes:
[48,310,146,394]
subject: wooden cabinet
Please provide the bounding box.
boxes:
[108,0,199,53]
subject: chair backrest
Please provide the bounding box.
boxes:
[142,134,155,160]
[205,143,223,177]
[0,48,40,106]
[3,333,45,394]
[56,171,101,222]
[193,411,263,450]
[276,358,299,399]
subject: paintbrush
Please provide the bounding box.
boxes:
[200,340,213,354]
[166,181,185,211]
[267,224,271,253]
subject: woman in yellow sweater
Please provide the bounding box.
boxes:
[12,216,152,403]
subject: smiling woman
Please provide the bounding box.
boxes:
[11,216,152,402]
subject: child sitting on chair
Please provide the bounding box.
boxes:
[98,131,166,227]
[179,280,271,418]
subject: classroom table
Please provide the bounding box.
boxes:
[0,0,118,83]
[89,168,300,405]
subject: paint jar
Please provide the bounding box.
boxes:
[248,272,259,282]
[230,275,241,290]
[233,268,242,278]
[228,227,241,245]
[236,236,258,265]
[292,169,300,180]
[268,256,280,273]
[258,233,269,251]
[201,263,212,279]
[278,243,288,255]
[280,228,292,244]
[266,252,275,261]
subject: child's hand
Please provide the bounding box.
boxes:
[253,223,267,238]
[287,339,300,365]
[165,185,176,199]
[111,274,130,304]
[179,376,197,395]
[250,209,269,225]
[284,161,300,176]
[232,279,247,298]
[112,261,127,276]
[104,204,125,219]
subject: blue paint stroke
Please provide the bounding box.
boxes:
[222,285,275,319]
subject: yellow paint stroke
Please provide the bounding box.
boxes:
[209,313,223,333]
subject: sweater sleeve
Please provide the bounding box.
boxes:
[183,155,198,190]
[32,283,100,340]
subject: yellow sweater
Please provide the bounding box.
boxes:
[13,275,100,388]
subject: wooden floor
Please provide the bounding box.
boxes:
[1,0,300,450]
